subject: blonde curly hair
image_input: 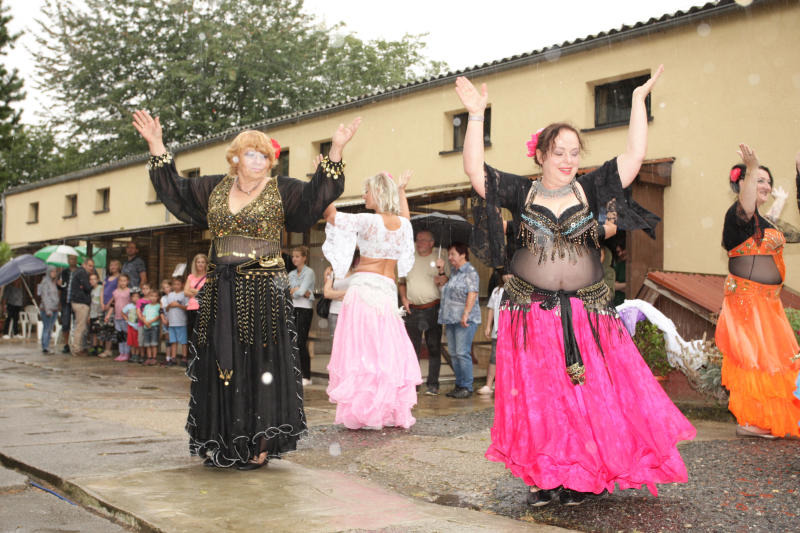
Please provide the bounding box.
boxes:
[363,172,400,215]
[225,130,277,176]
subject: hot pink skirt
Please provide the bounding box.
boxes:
[487,298,696,496]
[326,273,422,429]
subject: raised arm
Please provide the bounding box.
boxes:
[737,143,760,219]
[454,77,489,198]
[617,65,664,188]
[765,186,788,222]
[795,148,800,213]
[395,170,411,219]
[132,110,167,156]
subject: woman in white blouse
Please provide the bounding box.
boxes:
[322,171,421,429]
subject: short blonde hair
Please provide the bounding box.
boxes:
[225,130,277,176]
[292,245,309,259]
[363,172,400,215]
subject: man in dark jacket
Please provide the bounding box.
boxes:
[69,258,94,355]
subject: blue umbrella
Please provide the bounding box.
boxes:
[0,255,48,312]
[0,255,47,287]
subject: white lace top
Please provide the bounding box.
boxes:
[322,212,415,278]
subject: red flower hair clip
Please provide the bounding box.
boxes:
[526,128,545,158]
[270,138,281,159]
[730,167,742,183]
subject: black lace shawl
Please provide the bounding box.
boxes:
[470,157,661,268]
[149,156,344,233]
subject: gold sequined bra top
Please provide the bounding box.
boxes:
[518,181,600,264]
[207,175,284,263]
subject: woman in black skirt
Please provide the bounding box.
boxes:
[134,110,360,469]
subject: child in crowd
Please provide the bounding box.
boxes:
[140,291,161,366]
[88,273,104,356]
[159,278,171,355]
[164,276,189,367]
[112,274,131,361]
[478,273,509,396]
[134,283,152,363]
[123,289,141,363]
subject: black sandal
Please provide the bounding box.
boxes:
[236,452,268,471]
[526,487,560,506]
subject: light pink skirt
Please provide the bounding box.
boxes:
[487,298,696,496]
[326,272,422,429]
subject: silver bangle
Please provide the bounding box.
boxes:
[468,115,484,122]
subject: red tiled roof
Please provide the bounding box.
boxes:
[646,271,800,314]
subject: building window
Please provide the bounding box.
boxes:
[271,149,289,177]
[64,194,77,218]
[183,168,200,178]
[95,188,110,213]
[318,141,332,158]
[453,108,491,151]
[594,74,651,128]
[27,202,39,224]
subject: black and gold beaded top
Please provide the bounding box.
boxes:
[208,175,284,239]
[207,175,284,260]
[518,181,600,265]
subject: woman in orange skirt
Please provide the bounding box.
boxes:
[715,143,800,438]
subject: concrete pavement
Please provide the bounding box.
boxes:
[0,342,568,532]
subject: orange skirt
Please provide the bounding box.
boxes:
[715,274,800,437]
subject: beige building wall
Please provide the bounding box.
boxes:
[5,1,800,286]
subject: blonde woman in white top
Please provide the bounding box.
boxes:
[322,171,421,429]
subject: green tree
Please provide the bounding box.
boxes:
[0,124,88,188]
[0,0,25,153]
[32,0,447,166]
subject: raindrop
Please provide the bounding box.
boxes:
[318,318,328,329]
[510,388,518,396]
[584,441,597,454]
[696,23,711,37]
[700,217,714,229]
[793,74,800,89]
[418,320,429,332]
[329,442,342,456]
[735,0,753,6]
[261,372,273,385]
[703,62,716,74]
[198,33,206,41]
[747,73,760,86]
[544,46,561,62]
[429,261,436,268]
[452,116,462,127]
[659,102,666,109]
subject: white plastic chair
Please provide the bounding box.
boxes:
[21,305,38,339]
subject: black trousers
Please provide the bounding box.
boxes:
[294,307,313,379]
[403,304,443,387]
[3,304,21,335]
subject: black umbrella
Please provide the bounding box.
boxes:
[410,212,472,253]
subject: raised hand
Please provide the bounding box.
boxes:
[454,77,488,115]
[132,110,167,155]
[772,186,788,202]
[737,143,759,169]
[632,64,664,101]
[395,170,412,191]
[312,153,324,172]
[329,117,362,161]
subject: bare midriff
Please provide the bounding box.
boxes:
[356,256,399,281]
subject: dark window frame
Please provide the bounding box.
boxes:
[27,202,39,224]
[94,187,110,214]
[452,108,491,152]
[593,74,651,129]
[63,194,78,219]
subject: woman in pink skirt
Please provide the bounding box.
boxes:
[322,171,421,429]
[454,65,695,506]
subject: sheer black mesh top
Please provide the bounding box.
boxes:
[723,201,783,285]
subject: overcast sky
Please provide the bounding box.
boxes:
[5,0,729,124]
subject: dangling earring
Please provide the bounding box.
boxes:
[232,156,240,163]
